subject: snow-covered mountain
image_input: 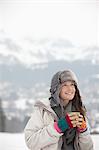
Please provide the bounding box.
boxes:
[0,30,99,103]
[0,30,99,68]
[0,31,99,132]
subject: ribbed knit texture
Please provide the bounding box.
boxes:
[77,120,87,133]
[57,118,69,132]
[54,122,62,133]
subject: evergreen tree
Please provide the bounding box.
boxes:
[0,98,5,132]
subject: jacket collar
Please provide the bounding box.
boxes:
[34,99,58,119]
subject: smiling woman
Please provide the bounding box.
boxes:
[24,69,94,150]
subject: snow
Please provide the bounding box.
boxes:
[0,133,28,150]
[0,132,98,150]
[92,134,99,150]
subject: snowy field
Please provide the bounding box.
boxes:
[0,133,98,150]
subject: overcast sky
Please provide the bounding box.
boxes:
[0,0,99,47]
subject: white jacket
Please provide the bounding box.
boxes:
[24,99,94,150]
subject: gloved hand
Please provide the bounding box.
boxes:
[76,114,87,133]
[54,112,79,133]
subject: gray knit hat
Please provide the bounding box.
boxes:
[50,70,78,106]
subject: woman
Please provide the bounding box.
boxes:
[24,69,94,150]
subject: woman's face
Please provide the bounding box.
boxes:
[59,80,76,104]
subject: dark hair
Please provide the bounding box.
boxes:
[72,85,86,117]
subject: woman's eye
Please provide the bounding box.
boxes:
[64,84,67,86]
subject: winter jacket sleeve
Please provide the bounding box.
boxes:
[76,118,94,150]
[24,107,63,150]
[78,130,94,150]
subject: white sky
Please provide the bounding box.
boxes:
[0,0,99,47]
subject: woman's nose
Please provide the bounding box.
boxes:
[67,85,72,90]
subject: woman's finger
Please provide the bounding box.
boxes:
[69,115,79,121]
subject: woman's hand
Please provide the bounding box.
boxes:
[66,112,80,127]
[68,113,87,132]
[76,114,84,128]
[67,112,87,132]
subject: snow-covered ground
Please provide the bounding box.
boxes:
[0,133,98,150]
[0,133,28,150]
